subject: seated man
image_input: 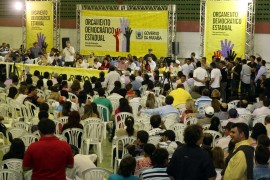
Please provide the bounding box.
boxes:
[127,130,149,157]
[222,109,243,127]
[141,148,170,179]
[197,106,215,126]
[70,145,97,179]
[252,98,270,118]
[236,99,251,115]
[169,84,192,107]
[158,130,178,157]
[148,115,166,136]
[254,145,270,180]
[139,96,179,119]
[195,89,212,108]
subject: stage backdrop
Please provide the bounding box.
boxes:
[80,10,168,57]
[204,0,248,63]
[26,1,53,51]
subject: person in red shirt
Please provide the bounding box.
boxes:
[23,119,74,180]
[99,57,111,70]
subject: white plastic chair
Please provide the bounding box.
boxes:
[68,92,78,101]
[0,104,14,129]
[62,128,84,149]
[202,124,211,130]
[53,119,64,135]
[58,116,69,124]
[134,122,144,131]
[148,135,161,146]
[198,104,211,114]
[115,112,134,131]
[175,103,186,109]
[6,128,27,143]
[129,100,141,119]
[24,101,38,118]
[139,85,148,96]
[139,96,148,108]
[0,145,10,155]
[37,89,45,99]
[110,99,119,115]
[169,123,185,143]
[0,169,23,180]
[81,117,102,126]
[82,168,113,180]
[55,134,67,141]
[153,87,161,96]
[20,134,39,149]
[204,130,222,147]
[162,113,179,129]
[24,170,32,180]
[0,159,23,172]
[113,136,136,173]
[228,100,240,107]
[142,121,152,131]
[12,122,31,132]
[96,104,111,139]
[82,122,104,163]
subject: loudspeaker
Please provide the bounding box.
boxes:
[62,37,70,49]
[172,42,179,55]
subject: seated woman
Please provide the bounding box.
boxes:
[81,103,100,120]
[108,156,138,180]
[99,57,110,70]
[15,85,28,104]
[3,138,25,160]
[58,101,72,117]
[48,86,60,101]
[180,99,197,123]
[110,98,133,140]
[134,143,155,175]
[62,111,83,148]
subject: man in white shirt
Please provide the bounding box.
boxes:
[70,145,97,179]
[135,71,144,83]
[210,62,222,89]
[104,66,121,92]
[148,56,156,72]
[193,61,208,94]
[240,59,251,97]
[93,58,101,69]
[182,58,194,78]
[75,56,88,68]
[216,122,233,150]
[236,99,251,115]
[252,99,270,118]
[62,41,75,67]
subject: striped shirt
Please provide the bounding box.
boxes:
[141,167,170,180]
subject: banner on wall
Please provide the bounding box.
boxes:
[80,10,168,57]
[26,1,53,51]
[204,0,248,63]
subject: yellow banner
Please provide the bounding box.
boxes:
[80,10,168,57]
[26,1,53,52]
[204,0,248,63]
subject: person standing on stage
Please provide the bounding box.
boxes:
[62,41,75,67]
[30,42,42,58]
[144,48,157,62]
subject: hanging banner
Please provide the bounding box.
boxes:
[204,0,248,63]
[80,10,168,57]
[26,1,53,52]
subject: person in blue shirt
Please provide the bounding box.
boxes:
[195,88,212,108]
[254,145,270,180]
[108,156,138,180]
[139,95,179,119]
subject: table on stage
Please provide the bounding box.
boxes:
[0,62,108,79]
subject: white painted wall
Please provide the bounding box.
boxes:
[1,27,270,60]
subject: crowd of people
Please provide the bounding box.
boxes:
[0,40,270,179]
